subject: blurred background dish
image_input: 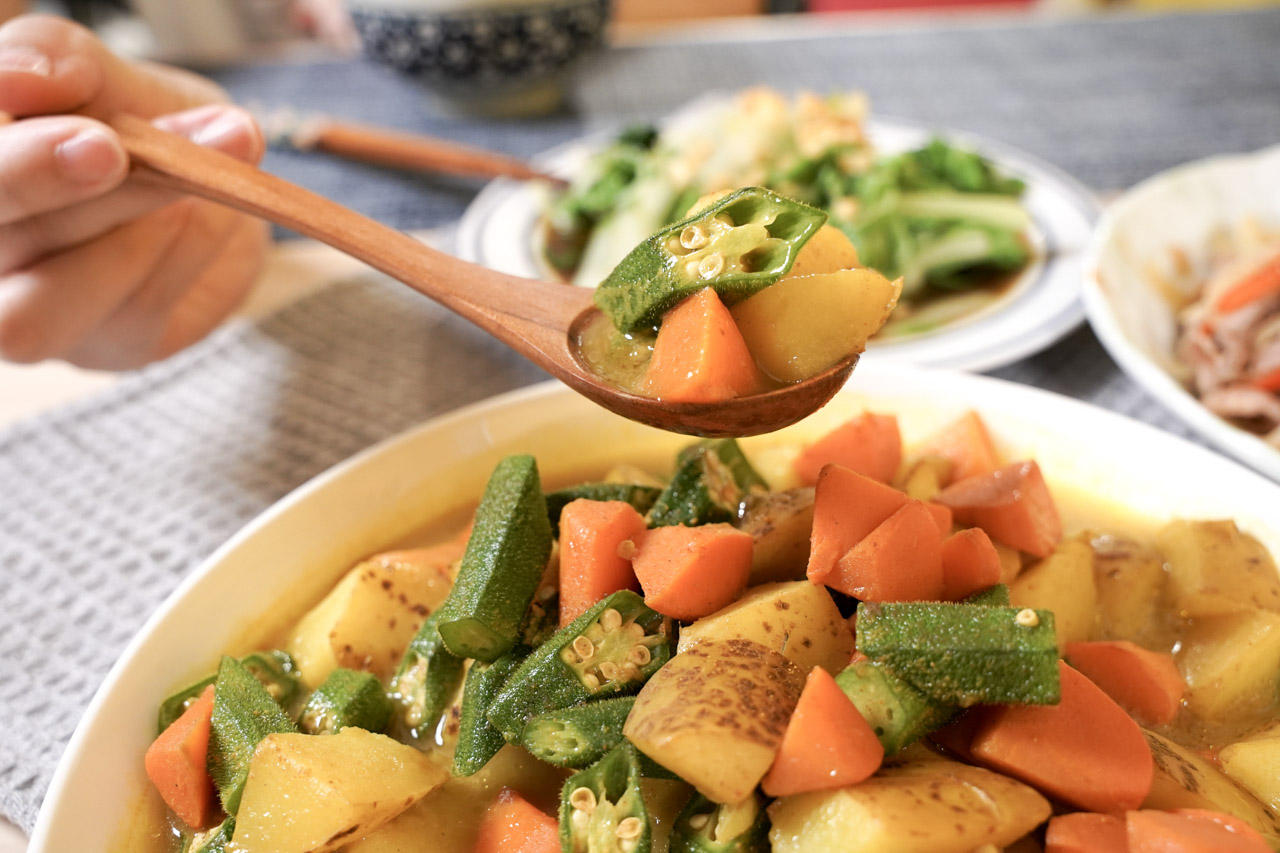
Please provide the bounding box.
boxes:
[1083,144,1280,481]
[345,0,611,116]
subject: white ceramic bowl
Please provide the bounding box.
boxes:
[1082,144,1280,481]
[30,367,1280,850]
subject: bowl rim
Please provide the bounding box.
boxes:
[29,367,1280,849]
[1080,143,1280,482]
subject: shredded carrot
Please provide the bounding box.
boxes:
[1215,247,1280,313]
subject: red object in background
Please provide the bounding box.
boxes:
[810,0,1030,11]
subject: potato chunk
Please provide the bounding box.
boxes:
[677,581,854,675]
[288,544,459,688]
[1090,533,1166,645]
[735,488,815,585]
[767,755,1050,853]
[1157,520,1280,618]
[730,268,900,383]
[1221,732,1280,811]
[1009,535,1098,646]
[624,639,805,803]
[1177,608,1280,719]
[1143,729,1280,846]
[232,728,449,852]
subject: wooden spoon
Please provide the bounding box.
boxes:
[107,113,858,438]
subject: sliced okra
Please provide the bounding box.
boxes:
[593,187,828,334]
[298,667,392,735]
[834,658,955,756]
[184,817,235,853]
[487,590,671,743]
[546,483,662,533]
[647,439,762,528]
[856,600,1060,706]
[434,455,553,662]
[677,439,768,494]
[157,650,299,734]
[207,656,297,817]
[963,583,1011,607]
[453,646,529,777]
[560,743,651,853]
[388,609,466,745]
[521,695,636,769]
[670,792,769,853]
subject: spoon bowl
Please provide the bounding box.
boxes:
[107,113,855,437]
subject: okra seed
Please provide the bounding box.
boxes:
[620,662,640,681]
[616,817,644,840]
[1015,608,1040,628]
[538,584,557,602]
[616,539,638,560]
[688,814,711,831]
[404,708,423,727]
[582,673,601,690]
[569,787,597,813]
[684,260,700,280]
[586,625,606,643]
[625,622,646,640]
[599,661,620,681]
[698,253,725,280]
[680,224,709,250]
[601,608,623,632]
[628,645,651,666]
[572,636,596,659]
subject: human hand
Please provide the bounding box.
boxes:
[0,15,271,369]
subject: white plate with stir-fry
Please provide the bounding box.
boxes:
[29,365,1280,852]
[457,90,1099,373]
[1084,144,1280,481]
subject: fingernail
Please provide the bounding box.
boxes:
[192,110,255,149]
[55,127,124,184]
[0,47,51,76]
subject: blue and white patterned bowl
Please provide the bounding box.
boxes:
[348,0,611,114]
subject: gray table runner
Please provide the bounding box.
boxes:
[2,7,1274,832]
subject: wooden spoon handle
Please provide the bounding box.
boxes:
[105,113,592,365]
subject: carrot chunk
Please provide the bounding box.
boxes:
[934,460,1062,558]
[940,527,1003,601]
[924,501,953,536]
[558,499,647,626]
[828,500,944,602]
[970,661,1154,813]
[631,523,753,620]
[1046,812,1129,853]
[915,410,1001,485]
[1065,640,1186,726]
[645,287,761,403]
[474,788,561,853]
[807,464,909,587]
[761,667,884,797]
[1127,808,1272,853]
[794,412,902,486]
[144,684,217,829]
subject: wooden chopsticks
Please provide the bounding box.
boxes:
[279,112,567,188]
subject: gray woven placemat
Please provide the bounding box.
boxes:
[0,276,546,831]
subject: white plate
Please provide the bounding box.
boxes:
[29,366,1280,850]
[1083,144,1280,481]
[456,116,1100,372]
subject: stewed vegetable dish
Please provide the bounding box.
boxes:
[139,409,1280,853]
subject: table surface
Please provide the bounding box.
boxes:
[6,6,1280,846]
